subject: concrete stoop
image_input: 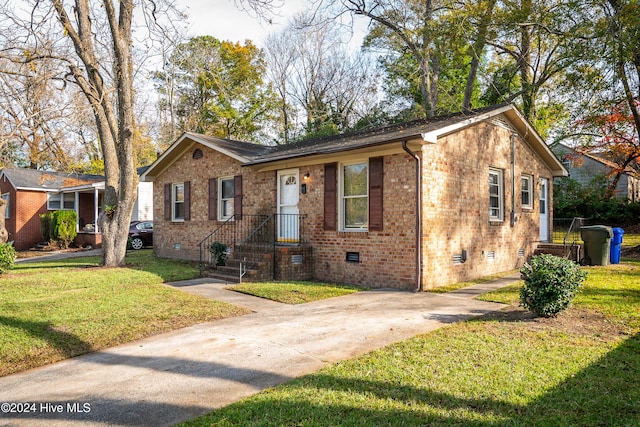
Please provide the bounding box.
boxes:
[534,243,582,263]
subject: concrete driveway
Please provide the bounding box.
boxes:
[0,275,518,427]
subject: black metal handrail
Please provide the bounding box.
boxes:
[559,217,587,260]
[238,214,306,282]
[198,213,306,280]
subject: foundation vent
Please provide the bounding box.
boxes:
[346,252,360,263]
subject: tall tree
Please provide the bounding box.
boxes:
[154,36,275,143]
[264,12,382,141]
[344,0,443,117]
[483,0,585,130]
[0,53,73,170]
[568,0,640,197]
[1,0,273,265]
[50,0,138,267]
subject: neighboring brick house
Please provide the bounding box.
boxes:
[0,168,154,251]
[142,104,567,290]
[551,142,640,202]
[0,168,105,250]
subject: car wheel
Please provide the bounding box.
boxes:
[131,237,144,250]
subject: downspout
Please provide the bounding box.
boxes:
[510,133,517,227]
[402,141,422,292]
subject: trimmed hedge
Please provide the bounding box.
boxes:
[52,210,77,249]
[520,254,587,317]
[0,242,16,274]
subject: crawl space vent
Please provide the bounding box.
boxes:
[346,252,360,263]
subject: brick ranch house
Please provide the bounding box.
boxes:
[142,104,567,290]
[0,168,153,251]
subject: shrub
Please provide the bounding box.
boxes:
[0,242,16,274]
[520,254,587,317]
[209,242,227,266]
[40,212,55,243]
[52,210,77,249]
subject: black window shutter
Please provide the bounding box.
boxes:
[184,181,191,221]
[234,175,243,220]
[209,178,217,220]
[369,157,384,231]
[324,163,337,230]
[164,183,171,221]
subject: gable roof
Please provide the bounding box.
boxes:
[0,168,104,192]
[142,103,568,180]
[552,143,638,178]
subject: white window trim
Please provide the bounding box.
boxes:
[521,174,533,209]
[489,168,504,222]
[218,176,234,221]
[339,160,369,232]
[1,193,8,219]
[172,183,185,222]
[47,192,76,211]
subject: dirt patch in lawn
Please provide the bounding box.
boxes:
[622,245,640,258]
[488,307,630,341]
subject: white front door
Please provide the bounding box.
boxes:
[539,178,549,242]
[277,169,299,242]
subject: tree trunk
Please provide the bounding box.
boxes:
[52,0,137,267]
[463,0,497,110]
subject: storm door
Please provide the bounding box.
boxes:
[277,169,299,242]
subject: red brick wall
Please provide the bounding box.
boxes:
[152,144,276,260]
[12,191,48,250]
[153,119,556,290]
[301,155,418,289]
[419,119,553,288]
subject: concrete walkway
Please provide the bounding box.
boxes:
[0,274,520,427]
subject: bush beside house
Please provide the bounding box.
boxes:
[40,210,78,249]
[520,254,587,317]
[0,243,16,274]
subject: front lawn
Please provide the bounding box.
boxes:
[227,281,361,304]
[181,260,640,426]
[0,250,250,376]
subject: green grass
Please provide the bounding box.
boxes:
[181,260,640,427]
[426,270,518,294]
[621,233,640,247]
[0,250,250,376]
[227,281,362,304]
[479,258,640,330]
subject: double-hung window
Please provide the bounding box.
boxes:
[172,183,185,221]
[521,175,533,209]
[341,161,368,230]
[48,193,75,210]
[218,177,234,220]
[489,168,504,221]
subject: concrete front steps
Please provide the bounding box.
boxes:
[534,243,582,263]
[202,251,273,283]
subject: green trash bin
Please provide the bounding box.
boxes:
[580,225,613,266]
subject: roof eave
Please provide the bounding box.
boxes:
[245,138,425,171]
[142,132,253,182]
[420,104,514,143]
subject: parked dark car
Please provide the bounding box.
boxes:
[128,221,153,250]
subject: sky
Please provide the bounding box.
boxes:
[180,0,309,45]
[177,0,368,49]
